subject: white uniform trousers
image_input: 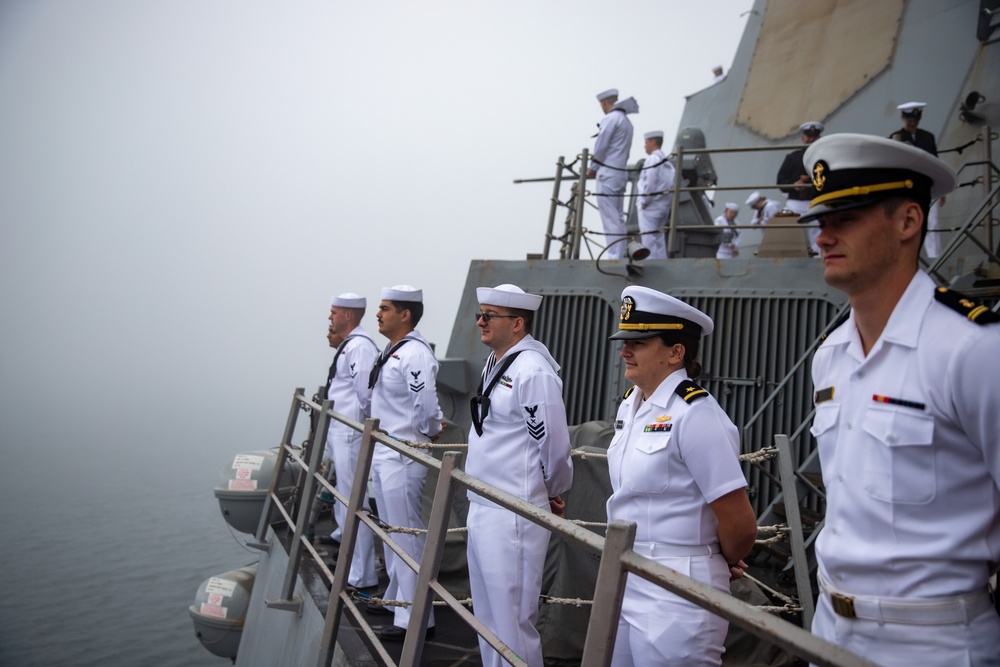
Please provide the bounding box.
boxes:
[811,586,1000,666]
[371,450,434,629]
[782,198,820,255]
[328,431,378,588]
[611,553,730,667]
[637,200,670,259]
[467,503,548,667]
[597,171,628,259]
[923,200,943,258]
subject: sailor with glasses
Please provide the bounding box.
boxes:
[466,284,574,667]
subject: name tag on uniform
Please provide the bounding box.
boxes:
[614,420,624,430]
[814,387,834,404]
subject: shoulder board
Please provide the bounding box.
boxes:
[675,379,709,403]
[623,385,635,400]
[934,287,1000,324]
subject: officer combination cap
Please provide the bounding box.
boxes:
[644,130,664,140]
[724,202,739,211]
[745,191,763,206]
[610,286,714,340]
[381,284,423,302]
[596,88,618,101]
[330,292,365,309]
[898,101,926,119]
[476,284,542,311]
[798,133,957,223]
[799,121,824,135]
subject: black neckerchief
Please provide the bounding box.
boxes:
[368,338,411,389]
[470,350,523,437]
[329,334,379,388]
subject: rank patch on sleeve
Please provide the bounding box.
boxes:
[524,404,546,441]
[409,370,425,393]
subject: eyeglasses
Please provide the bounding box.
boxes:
[475,312,518,322]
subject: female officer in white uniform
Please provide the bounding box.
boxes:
[606,285,757,667]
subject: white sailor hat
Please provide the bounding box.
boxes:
[330,292,365,309]
[596,88,618,101]
[381,284,423,302]
[799,133,957,223]
[897,101,926,118]
[745,191,763,206]
[724,202,739,211]
[643,130,664,140]
[799,121,824,135]
[476,284,542,311]
[610,286,714,340]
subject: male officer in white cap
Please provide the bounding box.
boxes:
[776,121,825,253]
[800,133,1000,664]
[368,285,444,641]
[713,202,741,259]
[587,88,635,259]
[890,102,947,257]
[636,131,674,260]
[745,191,779,226]
[318,293,380,591]
[466,284,574,667]
[606,286,756,666]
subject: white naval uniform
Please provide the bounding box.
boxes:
[325,326,379,589]
[593,109,634,259]
[810,271,1000,666]
[713,214,740,259]
[637,149,674,260]
[750,198,781,226]
[607,371,747,667]
[370,330,444,630]
[465,336,574,667]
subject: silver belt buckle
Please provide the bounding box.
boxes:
[830,592,857,619]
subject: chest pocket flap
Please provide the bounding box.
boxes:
[810,402,840,438]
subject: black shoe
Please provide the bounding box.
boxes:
[347,584,380,596]
[316,535,340,546]
[364,601,394,616]
[378,625,435,642]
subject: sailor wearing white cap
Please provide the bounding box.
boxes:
[320,292,380,589]
[587,88,636,259]
[369,284,444,641]
[745,191,780,226]
[776,121,825,253]
[889,102,946,257]
[466,284,574,667]
[606,286,756,666]
[636,131,674,260]
[801,134,1000,665]
[713,202,741,259]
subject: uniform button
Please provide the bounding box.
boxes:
[831,527,838,534]
[838,474,844,482]
[857,371,865,379]
[887,434,897,443]
[846,422,853,430]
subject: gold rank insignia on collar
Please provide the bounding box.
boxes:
[934,287,1000,324]
[675,379,708,403]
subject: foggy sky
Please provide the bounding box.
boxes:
[0,0,750,449]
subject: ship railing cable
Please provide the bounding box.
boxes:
[590,155,673,172]
[291,395,879,667]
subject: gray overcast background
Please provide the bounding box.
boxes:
[0,1,748,460]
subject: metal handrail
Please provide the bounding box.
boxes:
[257,389,878,667]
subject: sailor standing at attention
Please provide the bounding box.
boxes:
[799,134,1000,665]
[606,286,756,667]
[714,202,741,259]
[889,101,947,258]
[776,121,824,254]
[587,88,635,260]
[318,293,380,591]
[466,284,574,667]
[368,285,445,642]
[636,130,674,260]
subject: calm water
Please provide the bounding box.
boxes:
[0,419,290,667]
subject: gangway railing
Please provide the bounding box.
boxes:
[252,388,879,667]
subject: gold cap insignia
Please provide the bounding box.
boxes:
[812,160,828,191]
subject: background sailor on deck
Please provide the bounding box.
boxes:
[636,130,674,260]
[587,88,634,260]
